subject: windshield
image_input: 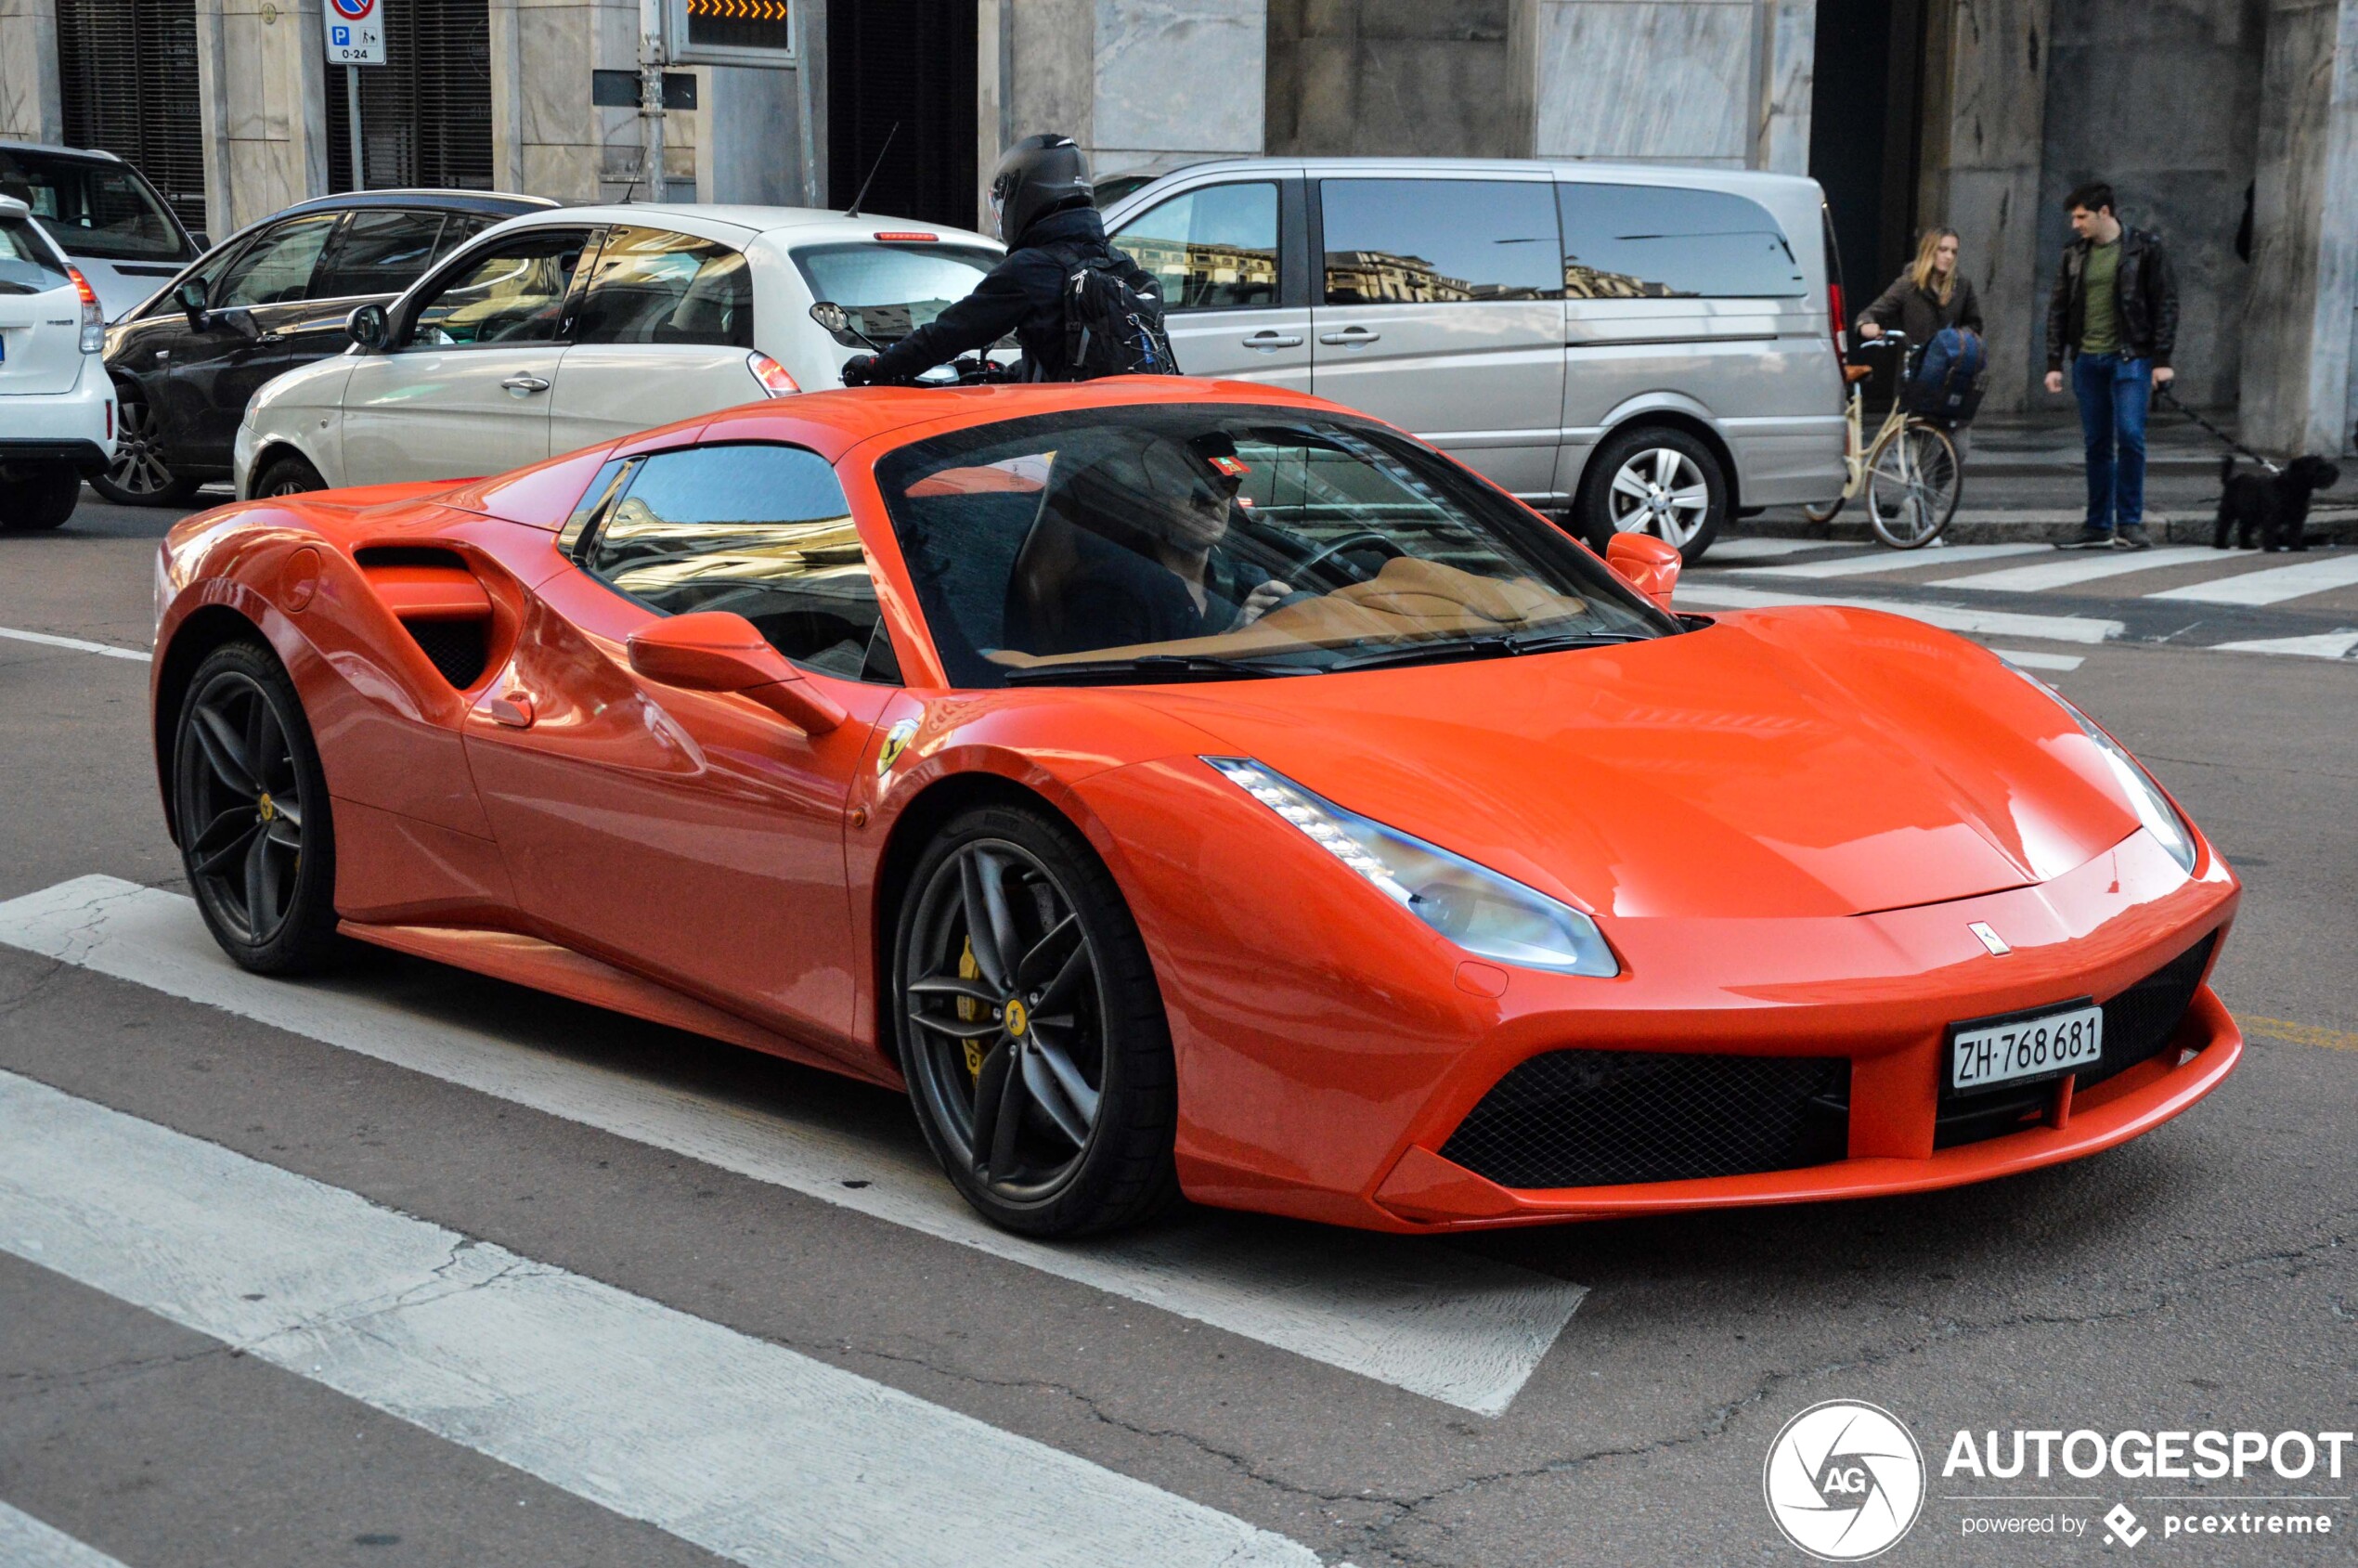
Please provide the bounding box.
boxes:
[793,241,1000,343]
[0,150,191,262]
[875,406,1678,688]
[0,216,71,295]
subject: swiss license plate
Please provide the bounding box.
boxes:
[1950,1004,2103,1094]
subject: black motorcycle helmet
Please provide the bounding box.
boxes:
[988,134,1094,244]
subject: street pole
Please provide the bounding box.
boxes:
[639,0,666,201]
[792,0,819,206]
[346,64,364,190]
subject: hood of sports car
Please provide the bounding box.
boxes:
[1135,606,2146,920]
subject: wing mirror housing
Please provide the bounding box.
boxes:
[1605,532,1682,611]
[626,611,848,735]
[175,277,208,329]
[346,302,390,351]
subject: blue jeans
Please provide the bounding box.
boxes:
[2071,352,2151,532]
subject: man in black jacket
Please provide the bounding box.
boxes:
[842,134,1162,386]
[2042,181,2179,551]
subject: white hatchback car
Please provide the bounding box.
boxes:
[0,194,113,530]
[236,204,1004,497]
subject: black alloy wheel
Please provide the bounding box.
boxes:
[895,804,1179,1237]
[91,391,201,506]
[173,641,340,973]
[253,454,326,499]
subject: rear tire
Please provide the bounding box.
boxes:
[1577,424,1725,565]
[90,389,201,506]
[1866,423,1962,548]
[893,802,1181,1238]
[253,453,326,499]
[173,639,341,974]
[0,464,83,530]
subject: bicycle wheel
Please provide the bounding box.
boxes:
[1866,423,1961,548]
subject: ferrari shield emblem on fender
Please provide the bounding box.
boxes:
[875,718,918,776]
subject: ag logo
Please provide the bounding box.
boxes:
[1763,1400,1924,1561]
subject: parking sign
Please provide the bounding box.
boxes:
[324,0,384,64]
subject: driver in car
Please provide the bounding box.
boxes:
[1016,435,1296,655]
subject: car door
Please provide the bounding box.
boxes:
[1308,176,1566,500]
[150,210,339,468]
[547,225,759,454]
[1106,176,1309,392]
[287,206,450,370]
[460,441,893,1042]
[339,225,590,486]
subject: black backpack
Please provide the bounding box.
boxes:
[1044,241,1178,380]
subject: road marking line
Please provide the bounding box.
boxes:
[0,876,1583,1416]
[1992,649,2085,672]
[1928,545,2219,592]
[1675,583,2125,644]
[0,1069,1319,1568]
[0,626,148,662]
[2244,1017,2358,1052]
[0,1502,133,1568]
[1730,542,2051,578]
[2206,629,2358,660]
[1703,538,1846,562]
[2147,551,2358,605]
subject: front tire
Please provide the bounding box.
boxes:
[1577,425,1726,564]
[173,639,341,974]
[0,464,83,530]
[90,390,201,506]
[1866,424,1962,548]
[253,453,326,499]
[893,803,1179,1238]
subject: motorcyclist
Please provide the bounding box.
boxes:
[840,134,1164,386]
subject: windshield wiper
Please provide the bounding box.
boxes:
[1000,653,1319,686]
[1323,628,1652,673]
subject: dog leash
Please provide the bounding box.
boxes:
[2156,384,2282,475]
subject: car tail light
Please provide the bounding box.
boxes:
[873,231,937,243]
[1828,279,1846,356]
[67,266,103,353]
[746,352,800,396]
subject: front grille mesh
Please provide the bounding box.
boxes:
[1439,1051,1848,1189]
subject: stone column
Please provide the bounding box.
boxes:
[0,0,61,145]
[1530,0,1777,167]
[1756,0,1814,175]
[1914,0,2053,413]
[193,0,332,233]
[1269,0,1525,158]
[2240,0,2358,455]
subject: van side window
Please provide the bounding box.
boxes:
[1318,179,1561,305]
[1108,182,1280,310]
[1557,184,1805,298]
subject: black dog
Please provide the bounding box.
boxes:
[2215,453,2340,551]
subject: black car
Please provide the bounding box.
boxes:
[97,188,555,506]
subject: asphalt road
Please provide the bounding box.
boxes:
[2,490,2353,1568]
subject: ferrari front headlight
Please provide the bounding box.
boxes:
[2012,668,2196,874]
[1205,758,1619,977]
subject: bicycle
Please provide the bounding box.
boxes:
[1803,332,1963,548]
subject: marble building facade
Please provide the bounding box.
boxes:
[4,0,2353,450]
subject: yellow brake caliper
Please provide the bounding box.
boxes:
[956,938,985,1079]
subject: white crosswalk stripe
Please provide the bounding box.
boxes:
[0,1503,133,1568]
[1729,542,2053,578]
[2208,629,2358,658]
[1929,545,2218,592]
[1692,537,1845,562]
[0,875,1586,1416]
[1674,582,2125,643]
[0,1069,1320,1568]
[0,625,149,662]
[2145,551,2358,605]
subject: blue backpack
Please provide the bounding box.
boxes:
[1908,326,1987,426]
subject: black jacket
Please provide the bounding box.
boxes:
[2045,227,2178,370]
[1859,270,1983,346]
[865,205,1161,383]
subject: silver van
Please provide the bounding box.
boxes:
[1099,158,1848,562]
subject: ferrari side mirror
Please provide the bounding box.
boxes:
[1605,533,1682,611]
[627,611,847,735]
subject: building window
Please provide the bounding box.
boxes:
[326,0,494,192]
[55,0,207,233]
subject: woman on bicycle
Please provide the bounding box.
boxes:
[1859,227,1983,345]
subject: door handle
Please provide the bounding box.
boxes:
[253,330,283,344]
[1317,327,1380,346]
[1242,330,1303,351]
[486,691,536,728]
[501,374,551,395]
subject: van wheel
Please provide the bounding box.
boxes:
[1578,426,1725,564]
[253,453,326,499]
[0,465,83,530]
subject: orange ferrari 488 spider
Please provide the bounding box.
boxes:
[152,379,2241,1236]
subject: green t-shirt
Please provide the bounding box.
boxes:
[2080,240,2122,356]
